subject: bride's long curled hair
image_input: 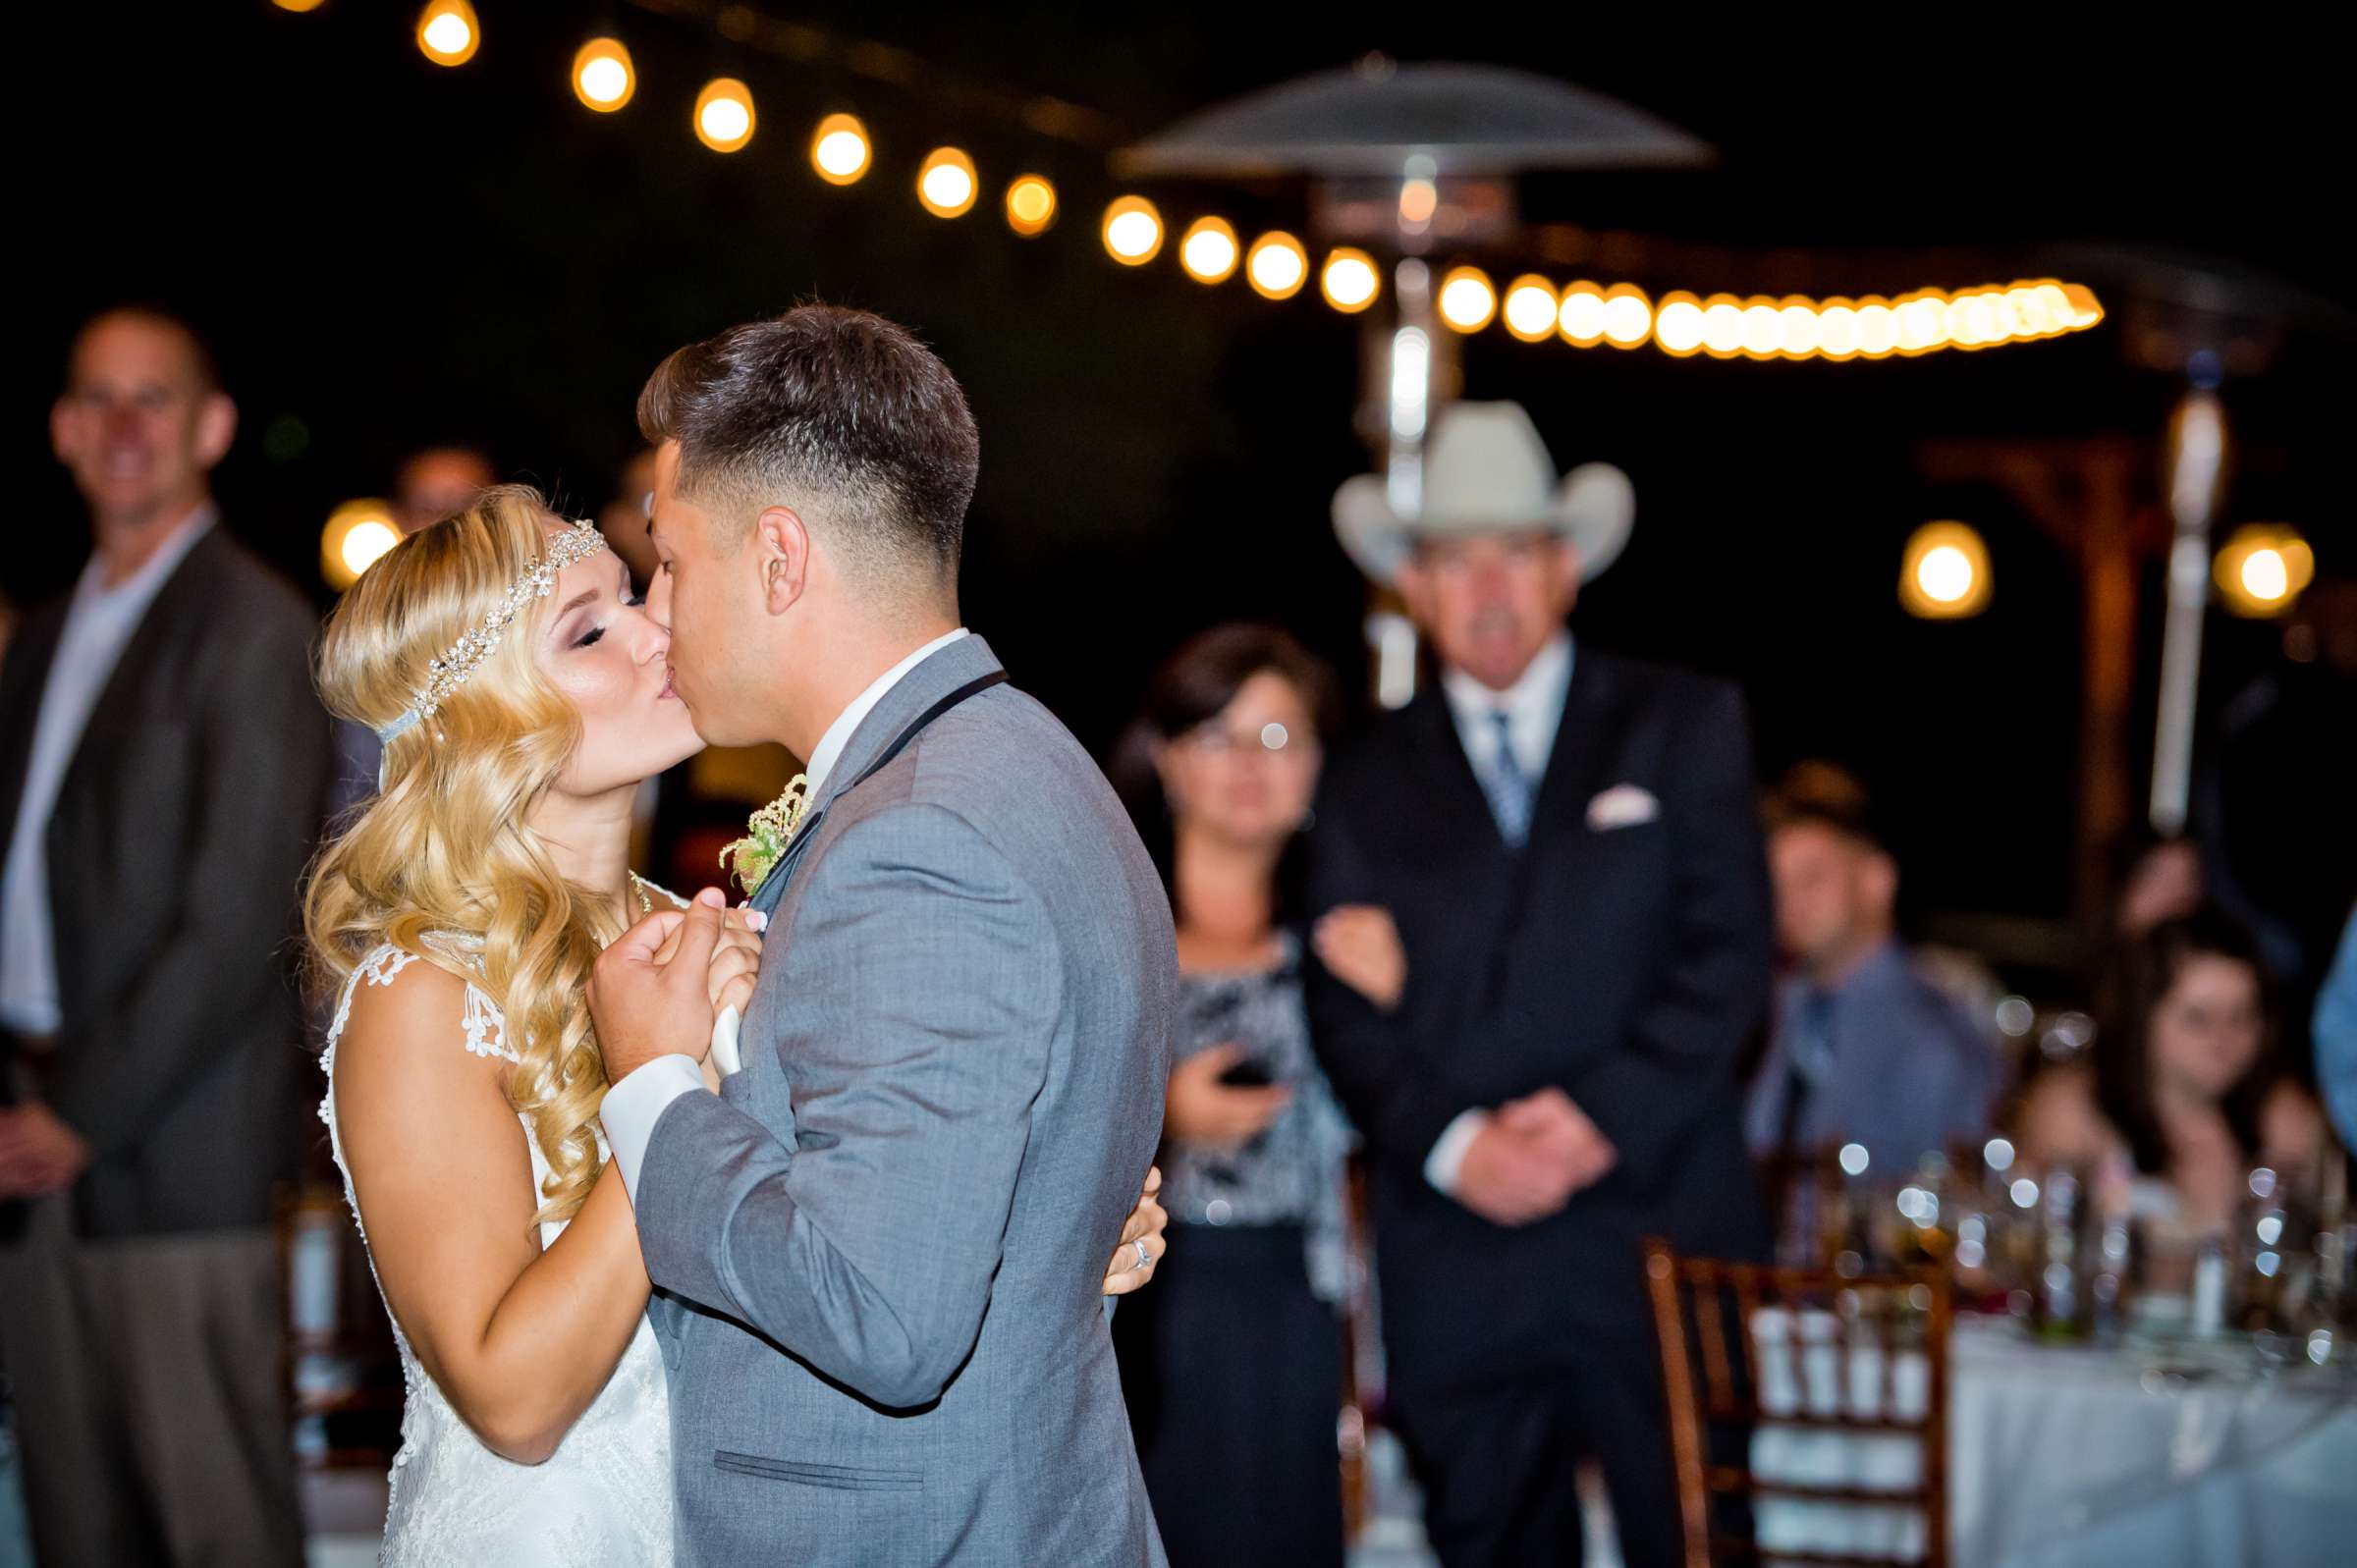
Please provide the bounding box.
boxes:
[304,484,620,1225]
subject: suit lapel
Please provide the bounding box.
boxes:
[1527,647,1620,847]
[55,531,225,810]
[0,602,72,848]
[747,634,1006,914]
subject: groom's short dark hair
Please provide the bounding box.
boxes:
[637,305,978,588]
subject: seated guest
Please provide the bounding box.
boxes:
[1110,624,1400,1568]
[1744,776,1998,1174]
[2016,908,2330,1236]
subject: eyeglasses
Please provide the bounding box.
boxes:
[1178,720,1312,757]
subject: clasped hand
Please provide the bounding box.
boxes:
[1454,1086,1617,1228]
[588,889,766,1086]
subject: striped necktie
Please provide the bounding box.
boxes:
[1481,708,1535,848]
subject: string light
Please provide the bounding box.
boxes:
[1698,295,1744,357]
[1178,217,1238,283]
[416,2,478,67]
[1502,275,1559,342]
[1005,175,1057,237]
[1599,284,1653,348]
[1247,233,1309,299]
[917,147,978,218]
[1900,521,1993,619]
[1320,248,1380,312]
[572,38,634,112]
[1102,196,1164,265]
[273,0,327,11]
[1557,281,1607,346]
[2214,523,2315,616]
[1437,266,1497,333]
[810,113,870,184]
[322,501,402,591]
[694,79,755,153]
[1654,293,1706,356]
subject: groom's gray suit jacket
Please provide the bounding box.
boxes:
[635,635,1176,1566]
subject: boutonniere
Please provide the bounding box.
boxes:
[720,775,810,896]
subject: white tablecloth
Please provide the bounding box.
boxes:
[1947,1321,2357,1568]
[1748,1316,2357,1567]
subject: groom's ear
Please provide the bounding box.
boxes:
[753,506,811,617]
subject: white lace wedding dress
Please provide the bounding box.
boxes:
[319,943,675,1566]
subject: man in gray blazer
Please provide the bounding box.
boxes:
[0,304,326,1566]
[591,305,1176,1566]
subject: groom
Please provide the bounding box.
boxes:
[588,305,1177,1566]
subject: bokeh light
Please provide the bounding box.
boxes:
[1103,196,1165,265]
[1247,232,1309,299]
[572,38,634,112]
[1502,275,1559,342]
[694,79,755,153]
[2215,523,2316,616]
[1899,520,1993,619]
[1320,248,1381,312]
[810,113,870,184]
[1005,175,1057,236]
[416,2,478,67]
[1437,266,1497,333]
[1178,216,1237,282]
[322,501,402,591]
[917,147,977,218]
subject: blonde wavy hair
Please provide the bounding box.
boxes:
[305,484,620,1225]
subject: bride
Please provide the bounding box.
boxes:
[303,486,1168,1564]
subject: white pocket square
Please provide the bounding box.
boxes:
[1586,784,1660,831]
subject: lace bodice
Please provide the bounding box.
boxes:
[319,943,674,1566]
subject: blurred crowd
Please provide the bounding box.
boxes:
[1,302,2351,1568]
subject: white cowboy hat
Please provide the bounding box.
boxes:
[1331,401,1634,587]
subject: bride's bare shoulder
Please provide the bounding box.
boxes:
[333,951,509,1086]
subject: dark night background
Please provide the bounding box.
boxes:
[17,3,2351,971]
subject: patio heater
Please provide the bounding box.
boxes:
[1117,59,1712,703]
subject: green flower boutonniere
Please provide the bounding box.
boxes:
[719,774,810,896]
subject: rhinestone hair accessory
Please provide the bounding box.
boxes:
[374,518,610,745]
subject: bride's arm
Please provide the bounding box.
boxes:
[333,964,650,1466]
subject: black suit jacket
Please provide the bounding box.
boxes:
[0,526,332,1238]
[1304,645,1772,1395]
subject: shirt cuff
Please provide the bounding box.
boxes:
[1424,1108,1491,1196]
[600,1054,709,1202]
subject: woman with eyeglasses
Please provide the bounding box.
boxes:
[1110,623,1404,1568]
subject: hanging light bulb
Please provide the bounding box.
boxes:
[1005,175,1057,236]
[322,501,402,591]
[809,113,870,184]
[1178,217,1238,283]
[1320,248,1380,312]
[1899,521,1993,619]
[416,1,479,67]
[1599,284,1653,349]
[1102,197,1165,265]
[572,38,635,112]
[1246,232,1309,299]
[1501,275,1559,342]
[916,147,978,218]
[1437,266,1497,333]
[2214,523,2316,617]
[694,79,755,153]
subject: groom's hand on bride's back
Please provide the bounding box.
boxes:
[590,887,733,1082]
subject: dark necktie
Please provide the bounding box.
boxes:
[1775,988,1837,1158]
[1481,709,1535,848]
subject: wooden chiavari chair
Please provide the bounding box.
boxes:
[1644,1238,1952,1568]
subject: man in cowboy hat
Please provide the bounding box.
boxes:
[1305,402,1771,1568]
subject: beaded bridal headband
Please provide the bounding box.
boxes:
[375,518,610,744]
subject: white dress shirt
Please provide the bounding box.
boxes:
[1422,631,1575,1196]
[0,507,215,1035]
[599,627,971,1199]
